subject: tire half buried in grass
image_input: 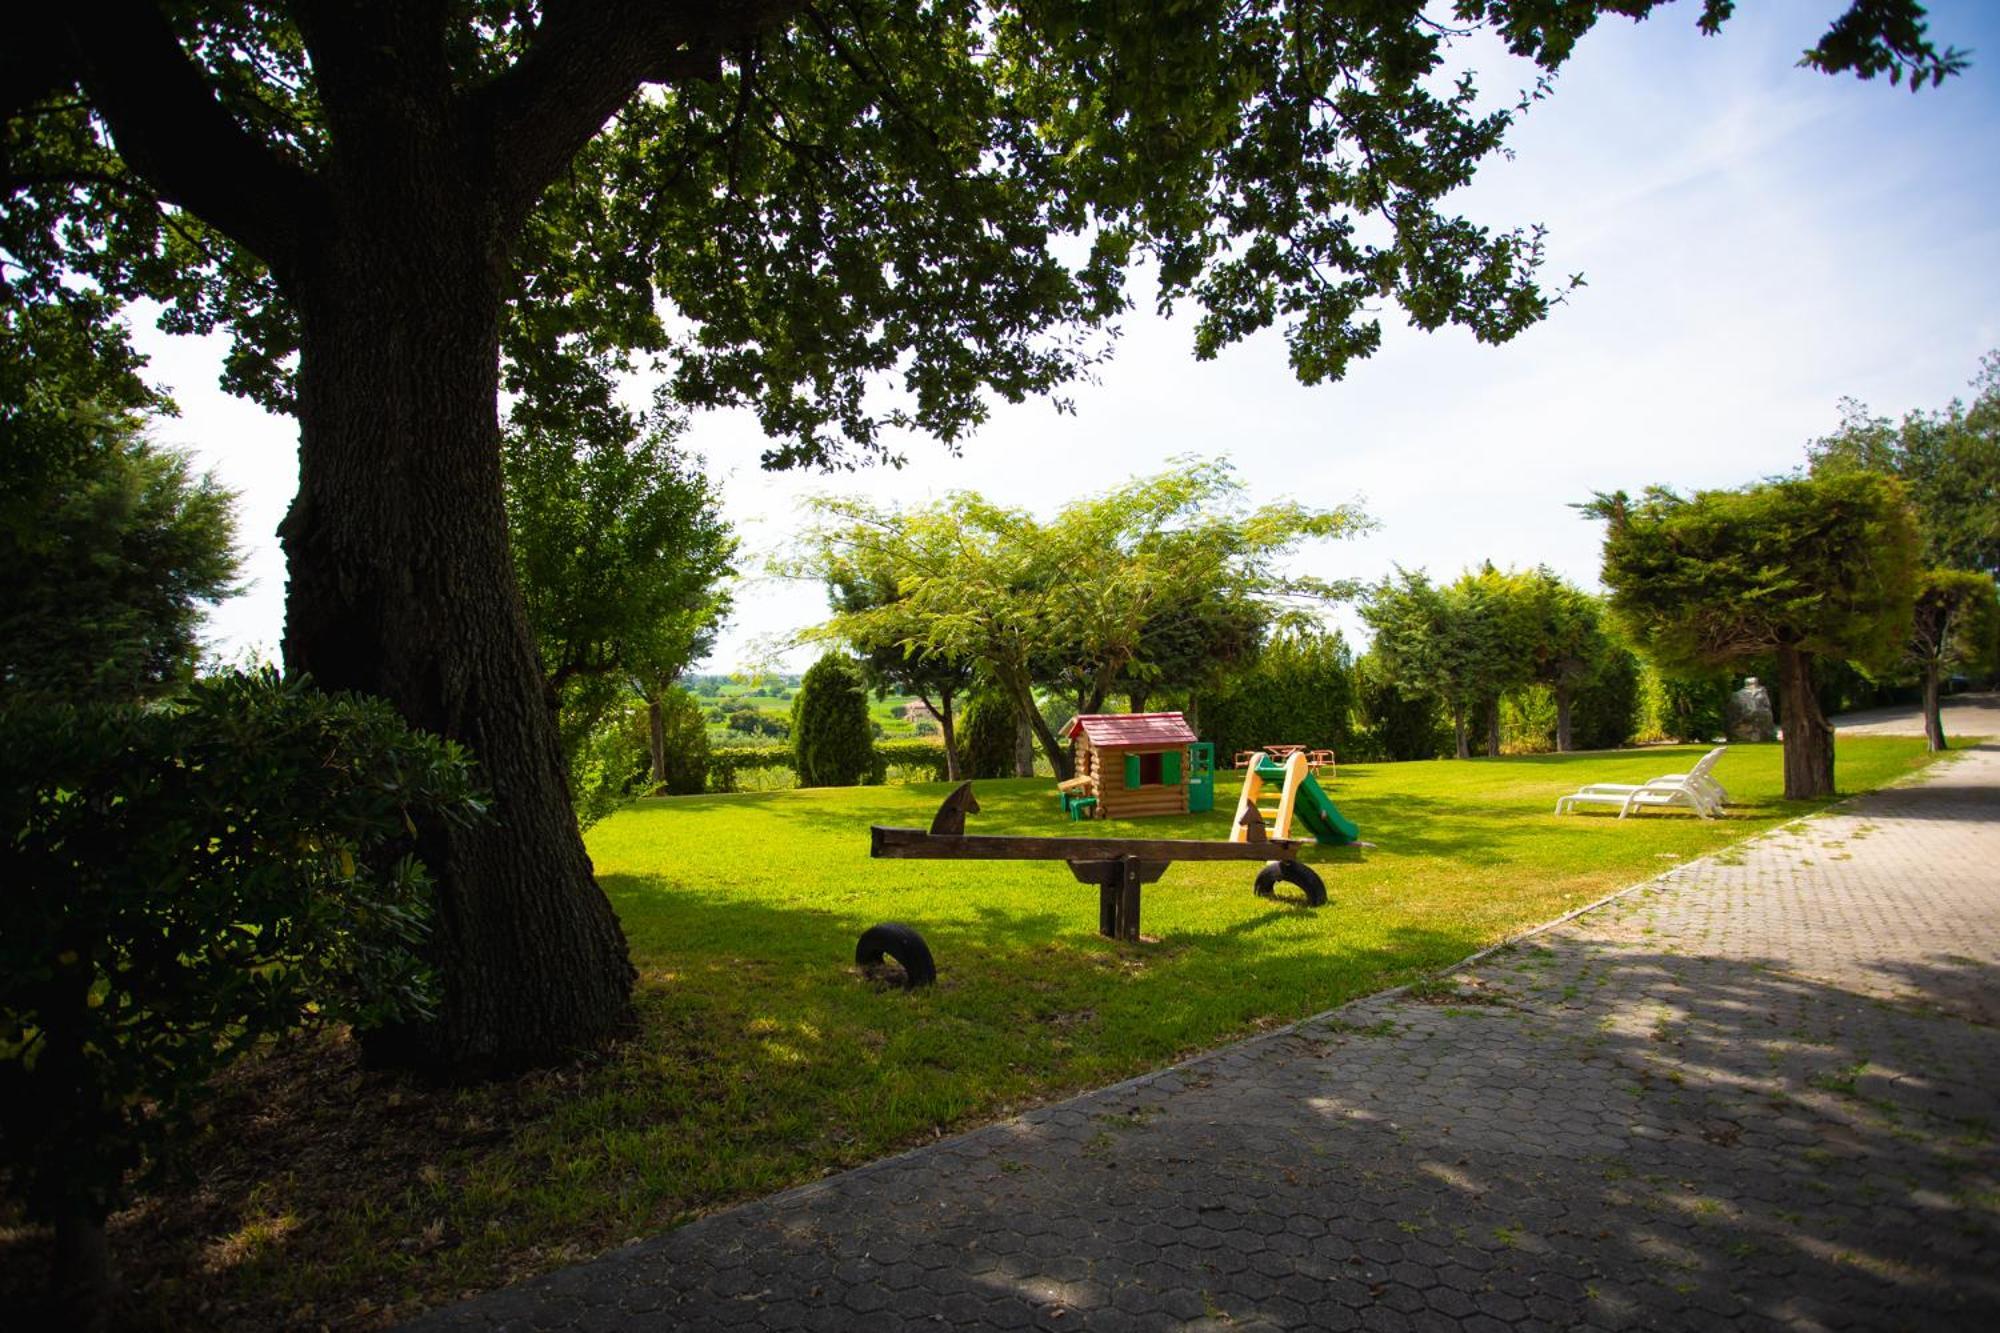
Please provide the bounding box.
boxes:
[855,922,937,988]
[1254,859,1327,907]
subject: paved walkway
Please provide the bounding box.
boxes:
[412,746,2000,1332]
[1829,690,1999,738]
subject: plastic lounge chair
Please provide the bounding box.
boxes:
[1568,745,1730,808]
[1555,746,1729,819]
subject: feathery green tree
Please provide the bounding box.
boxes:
[1587,474,1921,798]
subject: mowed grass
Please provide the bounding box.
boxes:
[89,738,1949,1326]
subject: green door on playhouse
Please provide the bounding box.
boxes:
[1187,742,1215,813]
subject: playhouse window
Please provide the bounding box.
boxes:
[1125,752,1166,787]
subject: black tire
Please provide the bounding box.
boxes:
[855,922,937,989]
[1254,860,1327,907]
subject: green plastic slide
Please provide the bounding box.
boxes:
[1251,757,1360,846]
[1292,773,1360,845]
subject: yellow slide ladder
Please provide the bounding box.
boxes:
[1229,751,1309,842]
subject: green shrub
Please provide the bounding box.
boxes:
[962,691,1018,778]
[875,738,950,782]
[1352,650,1449,761]
[1500,685,1557,754]
[0,671,483,1303]
[1569,646,1642,750]
[652,686,711,795]
[566,690,650,832]
[706,744,794,792]
[1639,663,1733,743]
[1203,631,1357,761]
[792,654,880,787]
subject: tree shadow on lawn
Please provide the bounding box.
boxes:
[0,877,1514,1331]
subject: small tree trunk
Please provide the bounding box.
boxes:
[1923,664,1947,752]
[1452,707,1470,760]
[1185,692,1200,734]
[648,697,667,788]
[1555,685,1574,752]
[927,690,962,781]
[997,669,1070,777]
[1485,701,1501,757]
[1776,644,1836,799]
[1128,686,1149,713]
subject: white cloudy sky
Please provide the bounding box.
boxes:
[136,1,2000,673]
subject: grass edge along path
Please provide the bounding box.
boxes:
[0,737,1957,1330]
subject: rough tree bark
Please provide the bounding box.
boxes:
[56,1,841,1072]
[1922,664,1947,752]
[1776,643,1836,800]
[276,106,634,1074]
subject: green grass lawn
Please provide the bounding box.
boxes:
[80,737,1953,1328]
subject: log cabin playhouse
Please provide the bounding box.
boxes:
[1060,712,1199,819]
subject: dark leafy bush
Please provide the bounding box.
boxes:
[652,686,711,795]
[0,671,483,1303]
[1351,650,1448,762]
[792,654,879,786]
[1203,632,1357,762]
[1642,663,1734,743]
[961,691,1018,779]
[1569,646,1642,750]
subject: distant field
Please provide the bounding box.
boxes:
[694,679,927,745]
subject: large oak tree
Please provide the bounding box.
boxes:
[1,1,1960,1071]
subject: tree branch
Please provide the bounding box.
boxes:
[468,0,806,227]
[60,1,316,282]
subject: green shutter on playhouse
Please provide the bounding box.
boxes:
[1124,753,1141,788]
[1162,751,1182,786]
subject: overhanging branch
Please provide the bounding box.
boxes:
[468,0,805,227]
[61,1,316,282]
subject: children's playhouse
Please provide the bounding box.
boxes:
[1058,712,1215,819]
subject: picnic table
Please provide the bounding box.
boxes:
[1233,745,1337,775]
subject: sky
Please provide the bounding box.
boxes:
[133,1,2000,674]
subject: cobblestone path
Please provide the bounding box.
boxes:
[411,745,2000,1332]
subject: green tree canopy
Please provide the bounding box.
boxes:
[789,460,1369,778]
[0,305,239,703]
[1905,568,1999,751]
[1509,567,1615,752]
[1807,352,2000,577]
[1361,565,1529,759]
[1585,473,1921,798]
[3,0,1959,1068]
[502,375,736,821]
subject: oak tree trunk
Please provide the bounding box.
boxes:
[279,157,632,1074]
[1776,644,1836,800]
[1922,664,1947,752]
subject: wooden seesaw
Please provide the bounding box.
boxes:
[869,782,1329,942]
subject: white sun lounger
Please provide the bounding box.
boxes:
[1555,745,1729,819]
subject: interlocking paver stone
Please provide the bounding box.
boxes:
[405,742,2000,1331]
